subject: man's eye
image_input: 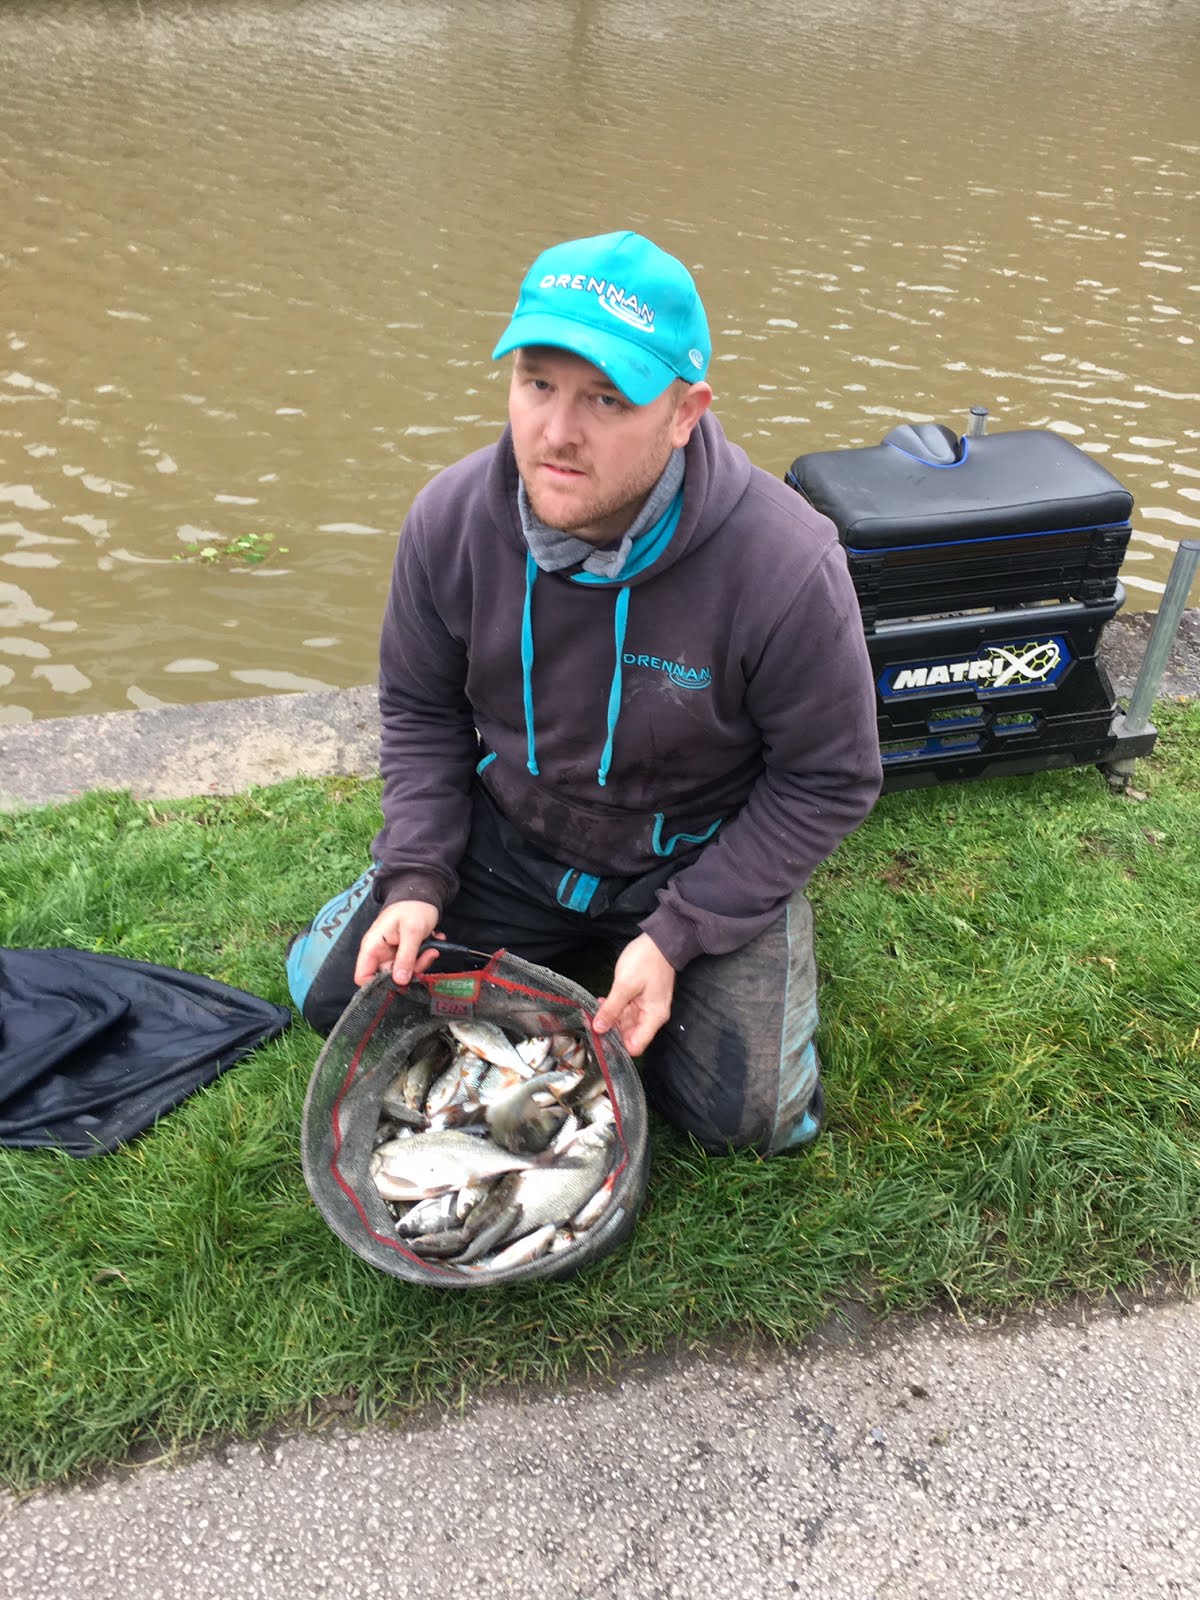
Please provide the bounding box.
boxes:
[594,393,623,409]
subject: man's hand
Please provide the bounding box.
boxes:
[592,933,676,1057]
[353,900,442,989]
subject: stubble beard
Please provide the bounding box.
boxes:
[521,425,676,543]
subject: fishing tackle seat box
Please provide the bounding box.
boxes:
[785,426,1136,790]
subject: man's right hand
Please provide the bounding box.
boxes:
[353,900,442,989]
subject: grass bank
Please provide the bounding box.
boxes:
[1,704,1197,1491]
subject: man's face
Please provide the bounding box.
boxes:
[507,347,711,544]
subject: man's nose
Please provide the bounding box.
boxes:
[542,394,584,450]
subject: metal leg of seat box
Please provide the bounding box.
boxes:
[1104,539,1200,790]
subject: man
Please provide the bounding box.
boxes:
[287,230,882,1155]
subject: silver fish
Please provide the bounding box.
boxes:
[433,1175,526,1264]
[402,1034,451,1111]
[418,1175,523,1264]
[373,1129,538,1201]
[504,1122,614,1233]
[485,1070,578,1153]
[476,1061,533,1102]
[571,1172,616,1230]
[483,1223,557,1271]
[425,1047,489,1118]
[427,1099,486,1134]
[549,1034,588,1073]
[379,1094,429,1130]
[448,1020,530,1073]
[393,1191,460,1237]
[450,1204,524,1265]
[515,1035,552,1070]
[581,1094,615,1129]
[381,1071,411,1121]
[573,1056,607,1103]
[408,1227,477,1258]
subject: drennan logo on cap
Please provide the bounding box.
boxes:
[539,273,656,333]
[879,636,1071,699]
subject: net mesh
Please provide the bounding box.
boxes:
[301,948,649,1287]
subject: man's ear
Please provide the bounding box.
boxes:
[670,382,713,447]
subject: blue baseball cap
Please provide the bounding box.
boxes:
[492,231,711,405]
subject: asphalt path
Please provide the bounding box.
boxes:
[2,1295,1197,1599]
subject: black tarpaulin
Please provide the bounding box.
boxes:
[0,948,292,1156]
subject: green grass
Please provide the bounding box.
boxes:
[1,705,1198,1490]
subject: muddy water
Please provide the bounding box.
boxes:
[1,0,1197,724]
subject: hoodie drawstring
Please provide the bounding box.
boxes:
[597,587,630,788]
[521,553,540,775]
[519,483,683,787]
[521,554,631,787]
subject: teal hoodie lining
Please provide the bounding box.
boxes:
[520,484,684,787]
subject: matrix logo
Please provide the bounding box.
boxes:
[880,636,1071,699]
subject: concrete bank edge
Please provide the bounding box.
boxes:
[2,609,1198,811]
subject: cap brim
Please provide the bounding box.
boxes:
[491,313,677,406]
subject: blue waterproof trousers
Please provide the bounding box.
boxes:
[287,787,824,1156]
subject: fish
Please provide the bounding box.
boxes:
[549,1034,588,1073]
[381,1071,411,1121]
[484,1070,578,1153]
[450,1202,523,1265]
[572,1172,616,1230]
[372,1129,538,1201]
[515,1035,552,1070]
[363,1020,621,1272]
[419,1175,526,1264]
[503,1122,614,1234]
[393,1192,460,1237]
[379,1097,429,1130]
[402,1034,452,1111]
[425,1048,489,1119]
[581,1095,615,1129]
[448,1020,530,1074]
[481,1223,557,1272]
[476,1061,534,1103]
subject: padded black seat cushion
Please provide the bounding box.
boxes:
[787,429,1134,548]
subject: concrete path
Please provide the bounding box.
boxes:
[2,1295,1196,1599]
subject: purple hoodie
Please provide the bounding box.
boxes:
[371,410,882,970]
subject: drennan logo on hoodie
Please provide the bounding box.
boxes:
[623,652,712,691]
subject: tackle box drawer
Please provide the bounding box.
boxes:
[867,594,1122,791]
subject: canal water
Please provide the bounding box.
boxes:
[2,0,1197,723]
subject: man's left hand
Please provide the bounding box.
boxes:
[592,933,676,1057]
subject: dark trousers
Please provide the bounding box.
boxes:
[287,788,823,1155]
